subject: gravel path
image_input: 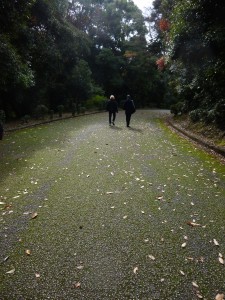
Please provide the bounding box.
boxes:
[0,110,225,299]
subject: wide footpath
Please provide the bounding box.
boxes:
[0,110,225,300]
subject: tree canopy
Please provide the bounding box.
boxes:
[0,0,224,129]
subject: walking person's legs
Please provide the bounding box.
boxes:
[126,113,131,127]
[112,112,116,125]
[109,112,112,125]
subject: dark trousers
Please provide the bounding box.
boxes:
[109,112,116,124]
[126,113,132,126]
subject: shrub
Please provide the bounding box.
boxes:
[35,105,48,119]
[21,115,30,124]
[80,107,86,114]
[214,100,225,129]
[189,109,204,123]
[57,105,64,117]
[170,102,184,116]
[0,110,6,124]
[86,95,106,111]
[49,110,54,120]
[71,103,76,117]
[204,109,216,125]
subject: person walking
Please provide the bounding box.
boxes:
[106,95,118,126]
[123,95,136,127]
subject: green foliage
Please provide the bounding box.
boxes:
[86,95,106,111]
[189,109,205,123]
[80,107,86,114]
[35,105,48,119]
[151,0,225,128]
[49,109,54,120]
[214,100,225,129]
[21,115,30,124]
[71,103,76,117]
[0,110,6,124]
[170,102,184,116]
[57,105,64,117]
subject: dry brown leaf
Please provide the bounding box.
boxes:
[192,281,199,288]
[73,282,81,288]
[215,294,225,300]
[3,256,9,262]
[6,268,15,274]
[133,267,138,274]
[31,212,38,219]
[187,221,201,227]
[182,242,187,248]
[198,256,204,263]
[25,249,31,255]
[148,255,156,261]
[213,239,219,246]
[219,257,224,265]
[180,270,185,276]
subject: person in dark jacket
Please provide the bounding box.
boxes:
[123,95,136,127]
[106,95,118,126]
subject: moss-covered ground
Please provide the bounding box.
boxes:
[0,110,225,299]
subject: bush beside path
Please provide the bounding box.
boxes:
[0,110,225,299]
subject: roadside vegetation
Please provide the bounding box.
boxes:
[1,0,224,135]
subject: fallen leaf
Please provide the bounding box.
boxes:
[106,192,113,195]
[35,273,41,278]
[213,239,219,246]
[3,256,9,262]
[31,212,38,219]
[182,242,187,248]
[192,281,199,288]
[215,294,225,300]
[148,255,156,261]
[196,292,203,299]
[186,257,194,261]
[180,270,185,276]
[133,267,138,274]
[198,257,204,263]
[25,249,31,255]
[6,268,15,274]
[219,257,224,265]
[73,282,81,288]
[123,215,127,219]
[76,265,84,270]
[187,221,201,227]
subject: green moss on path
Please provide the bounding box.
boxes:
[0,110,225,299]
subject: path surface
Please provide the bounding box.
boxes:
[0,110,225,299]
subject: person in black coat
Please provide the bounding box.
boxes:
[123,95,136,127]
[106,95,118,126]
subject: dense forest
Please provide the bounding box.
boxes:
[0,0,225,129]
